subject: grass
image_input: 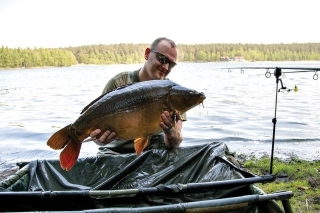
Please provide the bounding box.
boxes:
[239,156,320,213]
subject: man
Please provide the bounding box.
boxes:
[90,37,185,154]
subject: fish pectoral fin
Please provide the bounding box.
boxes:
[47,125,71,150]
[60,141,82,171]
[134,137,149,156]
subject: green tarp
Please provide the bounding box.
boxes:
[0,141,288,212]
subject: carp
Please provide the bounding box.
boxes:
[47,80,206,171]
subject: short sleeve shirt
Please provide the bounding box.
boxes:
[102,70,140,94]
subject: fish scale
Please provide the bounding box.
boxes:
[47,80,206,171]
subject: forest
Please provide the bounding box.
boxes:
[1,43,320,68]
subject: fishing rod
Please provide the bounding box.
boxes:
[217,66,318,174]
[83,192,294,213]
[217,66,319,80]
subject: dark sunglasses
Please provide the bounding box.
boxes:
[151,49,177,69]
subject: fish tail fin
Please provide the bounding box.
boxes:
[60,141,82,171]
[134,137,149,156]
[47,125,71,150]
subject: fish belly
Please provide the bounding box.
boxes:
[104,102,165,139]
[74,100,169,142]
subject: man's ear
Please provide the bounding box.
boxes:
[145,48,151,60]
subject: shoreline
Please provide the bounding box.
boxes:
[1,60,320,71]
[226,141,320,162]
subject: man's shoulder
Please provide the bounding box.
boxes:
[112,71,130,79]
[102,69,139,94]
[113,69,140,83]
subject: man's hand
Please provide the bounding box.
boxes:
[90,129,118,146]
[160,111,183,148]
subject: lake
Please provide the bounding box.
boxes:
[0,62,319,172]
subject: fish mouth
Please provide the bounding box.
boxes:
[199,92,206,107]
[200,92,206,101]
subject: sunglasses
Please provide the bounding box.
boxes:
[151,49,177,69]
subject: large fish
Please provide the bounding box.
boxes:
[47,80,206,171]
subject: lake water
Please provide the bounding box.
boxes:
[1,62,320,172]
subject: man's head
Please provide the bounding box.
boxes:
[139,37,178,81]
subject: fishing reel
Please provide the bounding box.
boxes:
[274,67,282,78]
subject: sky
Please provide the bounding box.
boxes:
[1,0,320,48]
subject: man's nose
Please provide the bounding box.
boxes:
[162,62,169,71]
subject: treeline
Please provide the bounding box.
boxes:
[1,43,320,69]
[66,44,146,65]
[178,43,320,62]
[0,47,77,68]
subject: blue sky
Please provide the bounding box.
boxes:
[1,0,319,48]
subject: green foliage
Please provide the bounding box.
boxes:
[243,157,320,213]
[0,46,77,68]
[66,44,146,65]
[1,43,320,69]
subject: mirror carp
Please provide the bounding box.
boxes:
[47,80,206,171]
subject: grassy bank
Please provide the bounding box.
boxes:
[240,157,320,212]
